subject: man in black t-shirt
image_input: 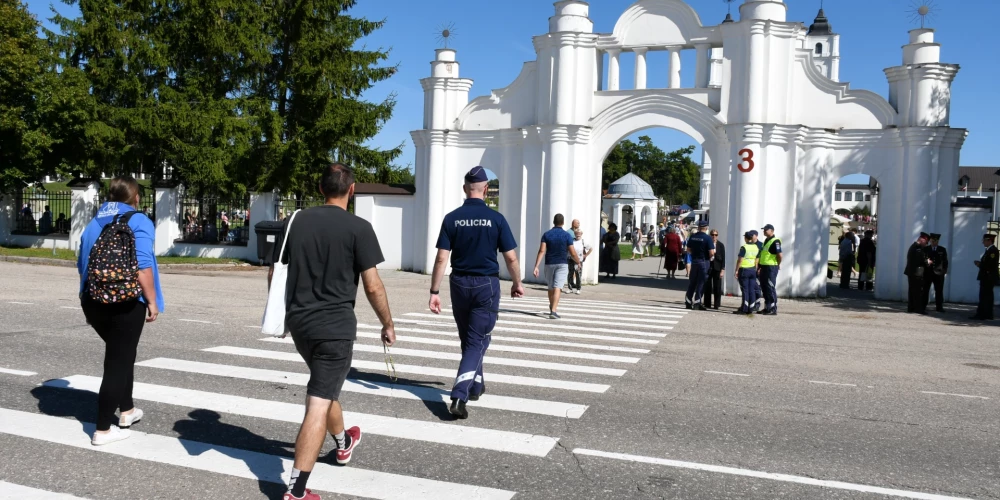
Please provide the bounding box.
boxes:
[269,163,396,500]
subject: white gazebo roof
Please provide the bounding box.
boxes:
[606,173,657,200]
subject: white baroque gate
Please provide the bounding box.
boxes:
[409,0,966,300]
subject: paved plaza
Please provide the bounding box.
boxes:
[0,259,997,499]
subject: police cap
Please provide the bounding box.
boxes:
[697,220,709,228]
[465,166,489,184]
[762,224,775,231]
[743,231,753,239]
[919,232,930,240]
[749,230,759,236]
[929,233,941,240]
[985,233,997,241]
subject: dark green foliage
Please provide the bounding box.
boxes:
[2,0,406,196]
[602,136,702,206]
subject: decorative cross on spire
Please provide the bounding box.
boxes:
[908,1,937,29]
[435,22,457,49]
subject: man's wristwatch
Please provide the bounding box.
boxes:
[430,290,439,295]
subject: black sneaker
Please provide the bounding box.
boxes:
[449,398,468,419]
[549,311,560,320]
[761,310,775,316]
[469,386,486,402]
[685,303,693,310]
[695,304,707,311]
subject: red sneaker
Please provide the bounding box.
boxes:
[335,426,362,465]
[282,489,320,500]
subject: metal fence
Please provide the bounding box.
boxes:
[12,187,72,236]
[274,193,324,220]
[178,194,251,245]
[95,187,156,220]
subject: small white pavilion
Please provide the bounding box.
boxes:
[602,173,659,235]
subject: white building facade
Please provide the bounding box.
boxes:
[408,0,967,301]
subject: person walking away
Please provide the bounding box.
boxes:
[838,231,856,289]
[758,224,782,315]
[971,233,998,321]
[922,233,948,312]
[534,214,581,318]
[904,232,931,314]
[429,166,524,419]
[684,221,715,310]
[662,225,682,279]
[77,176,163,446]
[857,230,876,291]
[269,164,397,500]
[703,229,726,310]
[600,223,621,279]
[734,231,761,314]
[630,226,643,260]
[569,229,592,294]
[646,225,657,258]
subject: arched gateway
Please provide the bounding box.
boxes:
[409,0,966,300]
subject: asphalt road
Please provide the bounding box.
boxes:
[0,260,997,499]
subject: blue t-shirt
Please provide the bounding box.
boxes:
[436,199,517,276]
[77,202,166,312]
[541,227,575,265]
[687,231,716,261]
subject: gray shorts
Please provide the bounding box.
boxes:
[544,264,569,290]
[291,336,353,401]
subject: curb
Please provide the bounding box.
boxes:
[0,255,262,272]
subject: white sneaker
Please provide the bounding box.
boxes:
[575,289,581,295]
[92,426,131,446]
[119,408,143,428]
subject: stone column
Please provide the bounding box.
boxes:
[607,49,621,91]
[69,179,100,255]
[694,43,711,88]
[153,184,181,256]
[634,48,648,90]
[668,47,682,89]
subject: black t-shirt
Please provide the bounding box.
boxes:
[272,205,384,340]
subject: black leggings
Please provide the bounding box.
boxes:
[82,298,147,431]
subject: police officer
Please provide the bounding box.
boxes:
[922,233,948,313]
[904,232,931,314]
[748,230,764,312]
[734,231,760,315]
[971,233,998,321]
[428,166,525,419]
[759,224,783,315]
[684,220,715,310]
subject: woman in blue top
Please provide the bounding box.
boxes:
[78,176,164,446]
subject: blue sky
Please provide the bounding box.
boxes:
[25,0,998,185]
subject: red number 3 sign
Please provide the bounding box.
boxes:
[737,148,755,173]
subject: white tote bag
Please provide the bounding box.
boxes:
[262,210,299,338]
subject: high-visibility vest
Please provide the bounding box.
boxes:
[740,243,759,268]
[760,237,781,266]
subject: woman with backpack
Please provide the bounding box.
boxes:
[77,176,163,446]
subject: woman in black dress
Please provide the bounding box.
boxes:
[600,223,621,278]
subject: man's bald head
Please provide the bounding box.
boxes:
[463,180,488,199]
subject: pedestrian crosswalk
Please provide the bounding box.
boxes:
[0,296,688,499]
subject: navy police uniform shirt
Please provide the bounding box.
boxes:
[436,199,517,276]
[687,231,716,262]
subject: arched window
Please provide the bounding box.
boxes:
[844,192,853,202]
[815,43,823,55]
[855,191,864,201]
[835,191,842,201]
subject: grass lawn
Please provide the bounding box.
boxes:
[618,243,661,260]
[1,246,244,265]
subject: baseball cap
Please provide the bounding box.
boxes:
[761,224,774,231]
[743,231,753,238]
[465,166,489,183]
[749,230,759,236]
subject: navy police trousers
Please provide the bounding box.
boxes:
[738,267,761,313]
[685,260,710,306]
[449,275,501,402]
[759,265,778,313]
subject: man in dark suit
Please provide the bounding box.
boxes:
[904,232,931,314]
[703,228,726,310]
[971,233,998,321]
[921,233,948,312]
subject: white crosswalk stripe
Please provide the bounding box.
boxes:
[359,323,651,353]
[490,307,681,323]
[254,339,628,376]
[500,300,686,319]
[406,313,670,337]
[506,296,688,312]
[0,481,88,499]
[48,375,559,457]
[393,318,660,344]
[137,357,590,418]
[0,408,516,500]
[440,309,674,330]
[205,345,610,393]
